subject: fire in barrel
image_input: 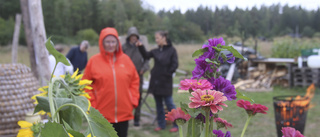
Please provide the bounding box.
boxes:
[273,84,315,137]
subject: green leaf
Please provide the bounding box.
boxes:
[40,121,69,137]
[56,98,73,111]
[221,46,247,60]
[72,96,89,112]
[34,96,50,113]
[60,107,83,131]
[192,48,207,57]
[45,37,70,66]
[62,119,73,131]
[66,129,85,137]
[186,118,202,137]
[180,102,205,118]
[86,108,118,137]
[236,90,255,102]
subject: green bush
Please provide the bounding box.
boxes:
[0,17,14,46]
[302,26,315,38]
[313,32,320,38]
[76,29,99,45]
[271,39,320,58]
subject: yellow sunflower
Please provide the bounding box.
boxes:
[17,121,34,137]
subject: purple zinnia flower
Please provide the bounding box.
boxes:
[213,130,231,137]
[202,37,225,52]
[219,53,235,64]
[211,76,237,100]
[192,54,214,79]
[195,111,214,123]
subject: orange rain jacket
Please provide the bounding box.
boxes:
[83,27,140,123]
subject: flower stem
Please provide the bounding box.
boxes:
[179,125,183,137]
[192,118,195,137]
[240,115,252,137]
[205,111,210,137]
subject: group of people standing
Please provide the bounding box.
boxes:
[50,26,179,137]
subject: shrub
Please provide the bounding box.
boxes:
[76,28,99,45]
[0,17,14,46]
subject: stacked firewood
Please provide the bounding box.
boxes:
[234,65,288,91]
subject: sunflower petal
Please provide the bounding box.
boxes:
[84,86,93,90]
[72,68,79,78]
[76,74,83,80]
[17,129,33,137]
[79,79,93,85]
[18,121,33,128]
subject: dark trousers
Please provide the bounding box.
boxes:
[112,121,129,137]
[154,95,178,129]
[134,74,143,123]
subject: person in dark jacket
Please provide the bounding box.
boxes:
[122,27,149,127]
[136,30,179,132]
[66,40,89,72]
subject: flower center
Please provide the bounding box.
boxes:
[201,95,215,103]
[197,82,202,85]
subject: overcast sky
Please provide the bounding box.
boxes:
[142,0,320,13]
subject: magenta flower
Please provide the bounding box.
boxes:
[189,89,228,113]
[179,79,197,90]
[236,100,269,116]
[281,127,304,137]
[180,79,213,91]
[165,107,191,123]
[214,117,233,129]
[192,79,213,91]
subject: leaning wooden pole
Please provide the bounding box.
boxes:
[28,0,50,86]
[20,0,39,79]
[11,14,22,64]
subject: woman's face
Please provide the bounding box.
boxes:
[155,33,166,46]
[103,35,118,53]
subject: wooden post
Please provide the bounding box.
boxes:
[11,14,22,64]
[20,0,39,79]
[28,0,50,86]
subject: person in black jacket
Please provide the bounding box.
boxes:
[66,40,89,72]
[122,27,149,127]
[136,30,179,132]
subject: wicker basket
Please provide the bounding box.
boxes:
[0,64,40,135]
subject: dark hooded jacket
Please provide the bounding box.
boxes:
[83,27,140,123]
[138,40,178,96]
[122,27,149,73]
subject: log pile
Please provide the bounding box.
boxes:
[234,65,288,92]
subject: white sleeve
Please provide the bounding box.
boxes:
[65,59,74,75]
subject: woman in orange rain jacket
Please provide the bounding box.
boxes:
[83,27,140,137]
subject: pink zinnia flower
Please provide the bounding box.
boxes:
[214,117,233,129]
[281,127,304,137]
[236,100,268,116]
[179,79,197,90]
[189,89,228,113]
[165,107,191,122]
[192,79,213,91]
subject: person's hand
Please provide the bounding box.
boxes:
[135,40,143,47]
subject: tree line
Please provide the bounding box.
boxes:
[1,0,320,46]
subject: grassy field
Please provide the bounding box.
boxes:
[1,38,319,136]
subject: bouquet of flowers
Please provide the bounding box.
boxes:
[17,38,117,137]
[165,37,272,137]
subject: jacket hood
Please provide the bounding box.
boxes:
[126,27,140,41]
[99,27,123,57]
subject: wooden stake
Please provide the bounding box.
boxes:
[20,0,39,79]
[28,0,50,86]
[11,14,22,64]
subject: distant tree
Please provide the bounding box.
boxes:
[302,26,315,37]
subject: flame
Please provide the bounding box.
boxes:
[276,84,315,126]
